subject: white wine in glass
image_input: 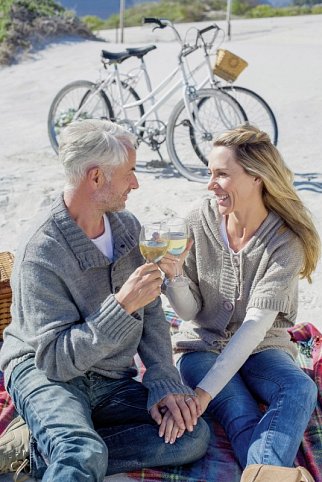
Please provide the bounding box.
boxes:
[139,223,169,263]
[163,218,189,286]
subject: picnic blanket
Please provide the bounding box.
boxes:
[0,320,321,482]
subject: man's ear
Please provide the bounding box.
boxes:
[87,167,104,188]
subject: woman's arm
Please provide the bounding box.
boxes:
[160,239,201,320]
[196,308,277,408]
[164,281,199,320]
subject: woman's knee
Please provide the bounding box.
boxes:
[271,370,318,418]
[295,374,317,413]
[178,352,218,389]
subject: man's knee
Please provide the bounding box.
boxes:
[52,432,108,478]
[179,417,210,463]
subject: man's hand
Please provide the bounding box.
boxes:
[150,393,201,433]
[158,409,185,444]
[115,263,162,314]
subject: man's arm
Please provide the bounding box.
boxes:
[19,260,144,381]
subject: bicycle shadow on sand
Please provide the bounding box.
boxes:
[137,159,182,180]
[294,173,322,193]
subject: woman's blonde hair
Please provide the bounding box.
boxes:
[213,124,321,282]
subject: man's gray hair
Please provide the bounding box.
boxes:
[59,119,137,189]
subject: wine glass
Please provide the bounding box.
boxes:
[163,217,189,287]
[139,223,170,263]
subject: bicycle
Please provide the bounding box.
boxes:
[48,19,249,182]
[48,19,277,183]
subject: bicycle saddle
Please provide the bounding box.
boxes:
[101,50,131,63]
[126,45,157,58]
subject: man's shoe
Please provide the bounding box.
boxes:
[0,415,30,476]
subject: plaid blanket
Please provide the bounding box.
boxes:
[128,317,322,482]
[0,372,15,436]
[0,320,321,481]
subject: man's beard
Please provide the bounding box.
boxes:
[93,186,126,213]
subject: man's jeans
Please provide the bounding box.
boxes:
[178,348,317,468]
[7,357,210,481]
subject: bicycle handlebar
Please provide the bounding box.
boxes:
[142,17,223,55]
[143,17,183,44]
[199,24,219,36]
[142,17,167,29]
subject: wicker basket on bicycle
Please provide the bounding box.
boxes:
[0,252,14,340]
[213,49,248,82]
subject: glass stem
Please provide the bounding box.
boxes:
[174,257,179,278]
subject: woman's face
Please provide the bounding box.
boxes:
[207,146,260,216]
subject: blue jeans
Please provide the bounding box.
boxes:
[178,349,317,468]
[8,357,210,481]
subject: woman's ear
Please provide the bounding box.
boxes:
[254,176,262,185]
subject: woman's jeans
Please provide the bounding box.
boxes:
[178,349,317,468]
[8,357,210,481]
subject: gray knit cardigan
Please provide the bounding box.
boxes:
[172,197,303,359]
[0,194,194,409]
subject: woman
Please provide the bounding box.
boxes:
[160,124,320,469]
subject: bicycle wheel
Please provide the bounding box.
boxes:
[48,80,113,153]
[167,88,246,183]
[220,85,278,145]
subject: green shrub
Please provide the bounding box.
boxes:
[0,0,96,65]
[0,0,13,43]
[232,0,252,16]
[15,0,64,16]
[249,4,275,16]
[248,3,316,17]
[105,2,187,28]
[81,15,107,31]
[104,0,224,28]
[312,4,322,13]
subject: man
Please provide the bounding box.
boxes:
[0,120,209,481]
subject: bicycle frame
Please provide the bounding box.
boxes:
[106,56,210,130]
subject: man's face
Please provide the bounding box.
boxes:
[96,148,139,212]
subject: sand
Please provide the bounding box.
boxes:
[0,14,322,481]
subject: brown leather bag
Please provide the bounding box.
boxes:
[240,464,315,482]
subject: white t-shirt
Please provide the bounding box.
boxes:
[91,214,114,261]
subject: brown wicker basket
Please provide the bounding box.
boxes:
[0,252,14,340]
[213,49,248,82]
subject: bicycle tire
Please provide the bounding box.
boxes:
[220,85,278,145]
[166,88,246,183]
[48,80,113,153]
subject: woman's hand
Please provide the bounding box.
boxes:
[158,239,194,280]
[194,387,212,415]
[150,393,201,433]
[158,409,186,444]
